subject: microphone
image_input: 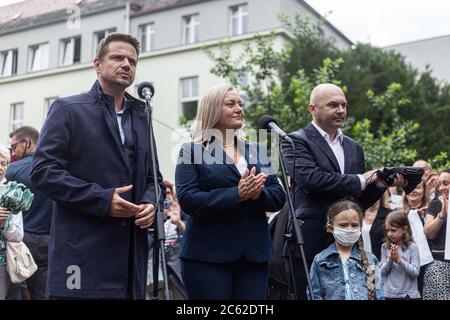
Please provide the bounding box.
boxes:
[137,82,155,101]
[258,115,293,143]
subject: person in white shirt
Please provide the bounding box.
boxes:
[0,145,24,299]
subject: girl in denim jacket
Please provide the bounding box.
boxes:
[309,199,383,300]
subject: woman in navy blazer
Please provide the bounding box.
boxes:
[175,84,286,299]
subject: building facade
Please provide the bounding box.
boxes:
[385,35,450,84]
[0,0,351,180]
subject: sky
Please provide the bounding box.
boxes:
[0,0,23,6]
[1,0,450,47]
[306,0,450,47]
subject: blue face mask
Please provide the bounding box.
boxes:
[332,226,361,247]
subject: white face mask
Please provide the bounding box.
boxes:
[332,226,361,247]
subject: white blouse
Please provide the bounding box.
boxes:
[3,211,24,243]
[235,156,248,176]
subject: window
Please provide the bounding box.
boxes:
[59,36,81,66]
[10,103,24,132]
[28,43,49,71]
[0,49,18,77]
[182,14,199,44]
[230,4,248,36]
[93,28,116,57]
[138,23,155,52]
[180,77,199,120]
[44,97,58,118]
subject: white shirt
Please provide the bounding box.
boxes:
[311,121,366,190]
[361,220,373,254]
[235,156,248,176]
[4,211,24,243]
[116,111,125,144]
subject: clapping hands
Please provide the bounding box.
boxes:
[389,244,400,263]
[238,167,267,201]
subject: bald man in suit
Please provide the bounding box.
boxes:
[282,84,405,299]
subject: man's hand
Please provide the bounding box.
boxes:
[0,206,10,229]
[135,203,156,229]
[363,169,379,185]
[391,173,407,188]
[108,185,140,218]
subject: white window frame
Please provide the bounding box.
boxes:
[0,49,18,77]
[180,76,199,120]
[230,4,248,36]
[28,43,49,72]
[10,102,24,132]
[44,97,58,119]
[59,36,81,66]
[93,28,116,57]
[182,14,199,44]
[138,23,155,52]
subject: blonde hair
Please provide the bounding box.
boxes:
[0,144,10,162]
[402,179,429,213]
[192,84,237,144]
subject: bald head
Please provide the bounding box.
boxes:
[413,160,432,174]
[308,83,347,137]
[310,83,345,105]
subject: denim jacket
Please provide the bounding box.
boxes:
[309,243,384,300]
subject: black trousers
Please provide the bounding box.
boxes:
[181,258,268,300]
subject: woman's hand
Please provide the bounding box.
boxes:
[238,167,256,201]
[0,206,10,229]
[249,172,267,200]
[166,201,182,225]
[238,167,267,201]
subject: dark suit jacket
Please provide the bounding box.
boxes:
[30,81,165,299]
[175,140,286,263]
[282,123,385,260]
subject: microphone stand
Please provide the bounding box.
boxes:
[142,94,171,300]
[274,138,314,300]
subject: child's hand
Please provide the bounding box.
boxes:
[390,244,400,263]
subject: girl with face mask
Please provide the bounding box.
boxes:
[309,199,384,300]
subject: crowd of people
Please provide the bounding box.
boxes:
[0,32,449,300]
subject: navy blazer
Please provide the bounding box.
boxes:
[30,81,165,299]
[282,123,385,260]
[175,140,286,263]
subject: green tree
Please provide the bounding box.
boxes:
[351,83,419,168]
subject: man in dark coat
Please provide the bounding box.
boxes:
[282,83,405,299]
[31,33,165,299]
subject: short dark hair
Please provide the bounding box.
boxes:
[95,32,140,61]
[9,126,39,144]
